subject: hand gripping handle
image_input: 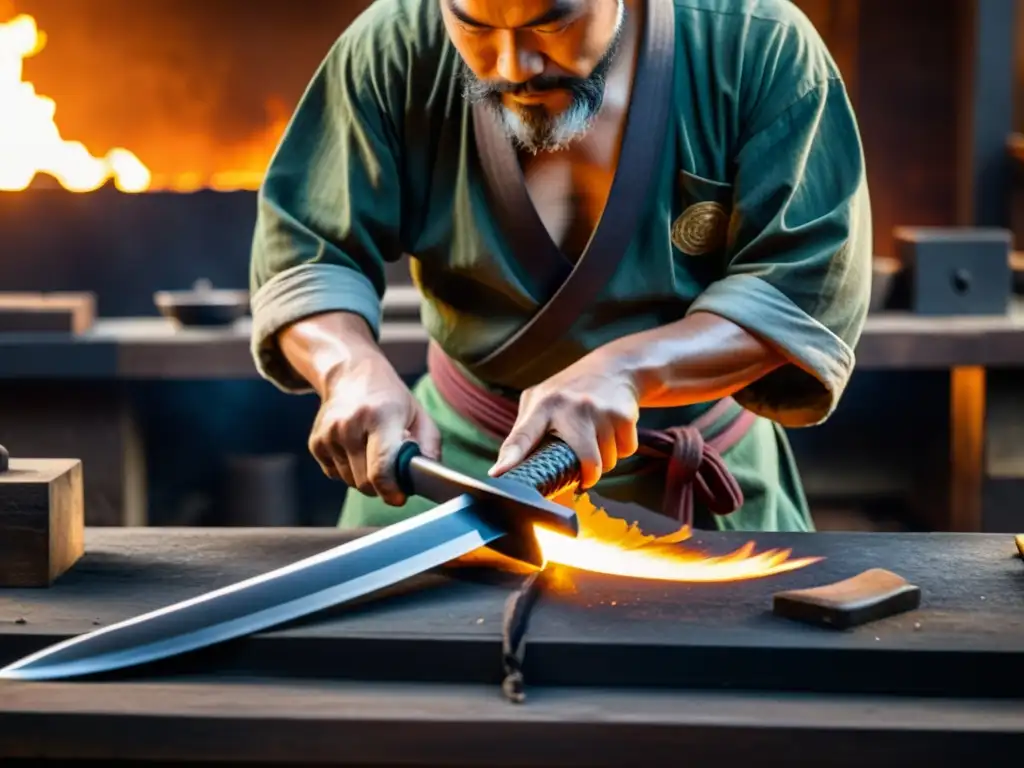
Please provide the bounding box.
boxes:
[392,436,582,501]
[499,437,581,498]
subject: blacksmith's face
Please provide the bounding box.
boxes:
[443,0,625,153]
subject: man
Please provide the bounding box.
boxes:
[249,0,871,533]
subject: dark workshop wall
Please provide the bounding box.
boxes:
[855,0,960,257]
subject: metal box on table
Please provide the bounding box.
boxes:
[893,227,1012,315]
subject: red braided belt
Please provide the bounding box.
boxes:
[427,342,757,527]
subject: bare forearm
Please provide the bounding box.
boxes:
[277,311,385,399]
[599,311,785,408]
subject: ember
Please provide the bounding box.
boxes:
[532,494,822,582]
[0,13,150,192]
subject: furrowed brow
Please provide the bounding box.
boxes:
[448,0,578,29]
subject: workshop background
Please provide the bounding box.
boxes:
[0,0,1020,534]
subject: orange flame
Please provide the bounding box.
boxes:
[459,494,822,582]
[0,14,151,192]
[538,495,821,581]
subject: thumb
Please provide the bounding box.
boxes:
[489,415,548,477]
[409,403,442,461]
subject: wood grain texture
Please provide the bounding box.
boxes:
[0,528,1022,697]
[0,459,83,587]
[0,678,1022,767]
[0,528,1022,764]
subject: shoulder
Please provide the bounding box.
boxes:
[324,0,452,116]
[673,0,839,83]
[335,0,447,59]
[671,0,845,136]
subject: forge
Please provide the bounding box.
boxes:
[0,4,414,305]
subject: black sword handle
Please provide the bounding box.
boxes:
[498,437,581,498]
[393,436,582,500]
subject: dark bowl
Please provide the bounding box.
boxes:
[154,279,249,327]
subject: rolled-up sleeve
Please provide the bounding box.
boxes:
[688,76,872,427]
[249,27,405,393]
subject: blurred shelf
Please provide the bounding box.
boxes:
[0,294,1021,380]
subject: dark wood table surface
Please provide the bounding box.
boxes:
[1,527,1023,766]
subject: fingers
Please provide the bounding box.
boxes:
[553,412,604,489]
[490,414,548,477]
[613,413,639,461]
[308,396,426,506]
[595,419,618,477]
[364,415,409,506]
[345,424,373,495]
[490,388,639,490]
[559,412,637,489]
[490,400,606,488]
[309,412,354,486]
[410,403,442,462]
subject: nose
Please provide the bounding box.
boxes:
[494,29,542,85]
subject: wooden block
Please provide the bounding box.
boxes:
[1015,534,1024,557]
[772,568,921,630]
[0,292,95,334]
[0,457,84,587]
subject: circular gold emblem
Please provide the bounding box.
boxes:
[671,201,728,256]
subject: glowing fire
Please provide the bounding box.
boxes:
[0,14,151,192]
[460,494,821,582]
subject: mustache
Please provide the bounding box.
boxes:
[463,73,585,98]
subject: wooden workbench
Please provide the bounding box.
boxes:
[1,527,1022,766]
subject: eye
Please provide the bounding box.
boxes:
[533,21,572,34]
[457,21,486,35]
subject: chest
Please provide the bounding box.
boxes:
[519,138,619,264]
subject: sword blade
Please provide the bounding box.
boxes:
[0,494,505,682]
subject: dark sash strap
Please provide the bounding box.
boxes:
[470,0,677,384]
[428,343,755,528]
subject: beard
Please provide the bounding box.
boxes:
[458,6,625,154]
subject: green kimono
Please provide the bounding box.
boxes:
[248,0,872,532]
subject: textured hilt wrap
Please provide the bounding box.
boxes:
[501,437,581,498]
[392,436,582,501]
